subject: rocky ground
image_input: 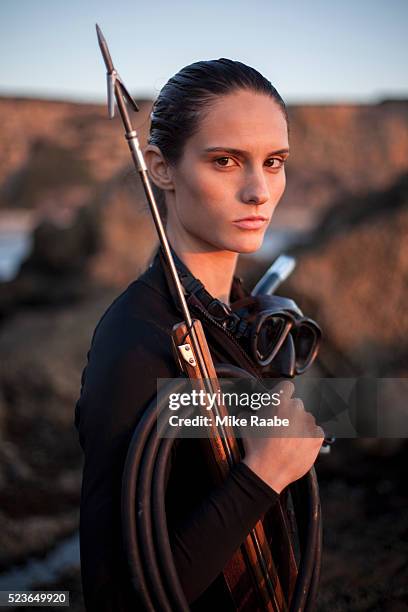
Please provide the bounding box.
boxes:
[0,95,407,610]
[316,439,408,612]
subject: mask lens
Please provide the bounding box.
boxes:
[293,323,318,370]
[255,315,289,364]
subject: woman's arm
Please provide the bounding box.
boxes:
[168,459,278,603]
[76,315,278,609]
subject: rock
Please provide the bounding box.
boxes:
[1,95,408,607]
[0,169,157,318]
[0,289,118,568]
[0,510,78,571]
[281,173,408,377]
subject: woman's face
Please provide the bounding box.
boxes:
[162,89,289,254]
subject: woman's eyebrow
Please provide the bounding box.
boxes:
[204,146,290,156]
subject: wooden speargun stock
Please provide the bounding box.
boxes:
[95,23,298,611]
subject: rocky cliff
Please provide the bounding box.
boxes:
[0,95,407,610]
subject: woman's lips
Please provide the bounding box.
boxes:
[233,217,268,230]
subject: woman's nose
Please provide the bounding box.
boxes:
[240,171,269,205]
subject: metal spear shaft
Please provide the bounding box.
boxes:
[95,23,213,381]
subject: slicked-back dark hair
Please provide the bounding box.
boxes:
[147,58,289,215]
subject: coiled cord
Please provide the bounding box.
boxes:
[121,365,321,611]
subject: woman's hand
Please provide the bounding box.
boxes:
[241,380,324,494]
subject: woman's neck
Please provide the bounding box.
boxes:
[167,233,238,306]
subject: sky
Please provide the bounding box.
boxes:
[0,0,407,105]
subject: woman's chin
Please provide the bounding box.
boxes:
[205,229,266,254]
[231,232,265,254]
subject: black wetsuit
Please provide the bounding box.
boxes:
[74,249,279,611]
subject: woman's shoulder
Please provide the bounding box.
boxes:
[75,269,181,438]
[88,281,177,374]
[94,279,174,339]
[91,252,181,346]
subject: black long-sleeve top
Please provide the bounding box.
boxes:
[74,249,279,611]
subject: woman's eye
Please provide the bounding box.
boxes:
[214,156,285,169]
[214,157,235,167]
[265,157,285,169]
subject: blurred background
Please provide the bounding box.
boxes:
[0,1,407,610]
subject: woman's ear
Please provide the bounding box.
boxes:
[143,144,174,192]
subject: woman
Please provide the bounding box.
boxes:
[75,58,323,611]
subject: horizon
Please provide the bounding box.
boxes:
[1,92,407,107]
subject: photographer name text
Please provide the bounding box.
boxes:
[168,414,289,427]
